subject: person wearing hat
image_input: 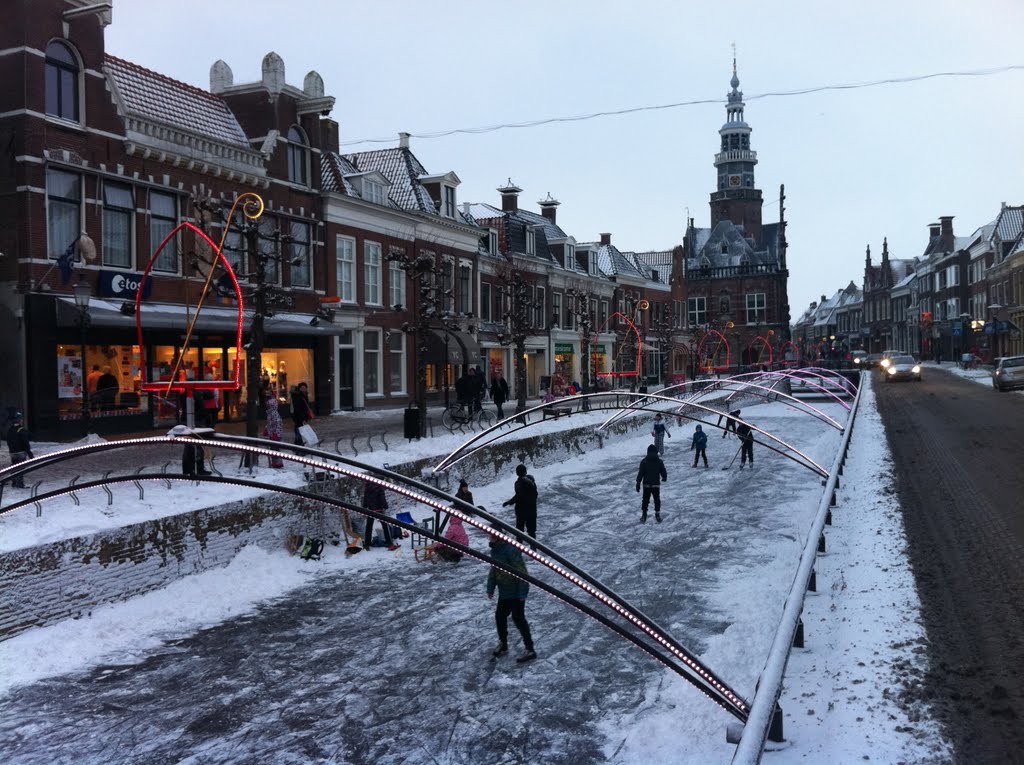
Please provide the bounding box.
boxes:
[635,443,667,523]
[486,525,537,662]
[4,412,33,489]
[455,479,474,507]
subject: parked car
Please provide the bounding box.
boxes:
[884,355,922,382]
[992,355,1024,391]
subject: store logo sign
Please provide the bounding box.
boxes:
[98,270,153,299]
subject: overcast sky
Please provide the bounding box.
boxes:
[106,0,1024,318]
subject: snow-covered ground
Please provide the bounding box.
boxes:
[0,380,950,763]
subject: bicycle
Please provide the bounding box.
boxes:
[441,401,494,433]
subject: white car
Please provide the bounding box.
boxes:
[992,356,1024,391]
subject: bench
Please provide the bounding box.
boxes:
[542,405,572,420]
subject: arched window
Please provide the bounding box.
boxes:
[45,41,80,121]
[286,126,308,185]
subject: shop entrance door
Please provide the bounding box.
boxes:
[338,347,354,409]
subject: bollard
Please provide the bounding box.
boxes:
[793,619,804,648]
[808,568,817,592]
[817,533,826,553]
[825,509,832,526]
[830,490,837,507]
[768,702,785,743]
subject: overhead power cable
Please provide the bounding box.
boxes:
[339,64,1024,147]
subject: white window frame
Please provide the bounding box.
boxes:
[589,252,599,276]
[363,178,385,205]
[525,227,536,255]
[552,292,561,328]
[443,185,456,218]
[364,329,382,396]
[688,296,707,327]
[286,126,309,186]
[150,190,179,274]
[389,254,406,310]
[564,243,575,269]
[535,286,546,329]
[336,235,356,303]
[101,181,134,269]
[745,292,767,324]
[388,331,406,395]
[363,240,382,306]
[46,168,81,260]
[488,229,498,255]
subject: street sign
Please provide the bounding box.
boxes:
[952,325,962,336]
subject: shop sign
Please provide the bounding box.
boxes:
[593,344,607,354]
[98,270,153,299]
[554,343,575,354]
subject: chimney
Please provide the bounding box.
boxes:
[928,223,940,241]
[462,202,471,217]
[321,118,339,154]
[497,178,522,212]
[538,193,560,224]
[821,294,827,304]
[600,233,611,246]
[939,215,954,250]
[398,132,410,149]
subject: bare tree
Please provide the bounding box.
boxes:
[649,300,679,384]
[495,257,542,417]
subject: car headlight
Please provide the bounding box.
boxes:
[887,366,896,375]
[912,365,921,374]
[881,359,891,368]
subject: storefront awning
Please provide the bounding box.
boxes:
[56,298,356,336]
[424,329,482,365]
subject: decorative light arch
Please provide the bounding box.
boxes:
[698,328,731,371]
[593,311,642,378]
[780,340,799,367]
[747,334,773,367]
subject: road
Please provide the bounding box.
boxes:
[874,367,1024,764]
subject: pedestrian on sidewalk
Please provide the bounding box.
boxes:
[691,424,709,467]
[651,413,671,455]
[290,382,314,445]
[4,412,33,489]
[502,464,538,539]
[635,444,667,523]
[362,479,399,551]
[262,391,285,468]
[736,420,755,468]
[486,526,537,662]
[490,375,509,420]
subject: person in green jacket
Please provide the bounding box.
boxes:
[486,530,537,663]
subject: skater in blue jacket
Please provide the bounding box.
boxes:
[691,424,709,467]
[651,413,671,456]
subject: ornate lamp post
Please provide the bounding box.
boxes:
[72,277,92,435]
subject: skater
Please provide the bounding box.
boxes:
[490,375,509,420]
[736,420,755,468]
[718,409,741,438]
[635,444,667,523]
[363,479,400,551]
[435,513,469,563]
[502,464,538,539]
[262,390,285,468]
[651,413,671,456]
[691,424,709,467]
[291,382,314,445]
[200,374,220,429]
[4,412,33,489]
[486,527,536,662]
[455,478,474,506]
[182,437,211,477]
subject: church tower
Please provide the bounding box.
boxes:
[709,57,763,243]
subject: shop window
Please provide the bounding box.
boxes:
[45,40,80,122]
[364,330,381,395]
[364,241,382,305]
[102,182,134,268]
[57,343,147,421]
[47,168,81,259]
[389,332,406,394]
[150,191,178,273]
[290,220,311,288]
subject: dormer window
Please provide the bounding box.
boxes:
[564,243,575,269]
[443,185,456,218]
[525,227,536,255]
[363,178,385,205]
[286,126,308,186]
[589,252,599,276]
[45,40,80,122]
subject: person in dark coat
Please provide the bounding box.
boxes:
[455,371,474,410]
[473,367,487,412]
[691,424,709,467]
[291,382,313,445]
[4,412,33,489]
[490,375,509,419]
[718,409,741,439]
[363,479,399,551]
[635,444,667,523]
[95,367,119,411]
[486,528,536,662]
[736,420,755,468]
[502,463,538,539]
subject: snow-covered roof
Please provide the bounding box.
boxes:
[994,204,1024,242]
[687,220,781,269]
[596,244,646,280]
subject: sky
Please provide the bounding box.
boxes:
[4,371,1000,761]
[103,0,1024,323]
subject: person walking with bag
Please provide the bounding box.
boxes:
[635,444,667,523]
[486,526,537,663]
[291,382,314,445]
[691,424,709,467]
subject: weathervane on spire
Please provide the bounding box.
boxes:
[732,42,736,74]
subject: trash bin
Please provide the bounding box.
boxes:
[404,406,421,440]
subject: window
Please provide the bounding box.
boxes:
[389,331,406,394]
[150,191,178,273]
[480,282,492,322]
[564,243,575,269]
[525,227,536,255]
[458,263,471,314]
[688,296,706,327]
[364,330,381,396]
[222,229,244,277]
[443,185,456,218]
[290,221,311,288]
[389,253,406,309]
[440,259,454,313]
[600,300,609,328]
[745,292,766,323]
[552,292,561,327]
[286,126,308,186]
[101,182,134,268]
[46,169,81,259]
[260,216,280,284]
[336,235,355,303]
[363,178,385,205]
[590,298,599,328]
[45,41,79,122]
[363,241,382,305]
[481,229,498,255]
[535,286,545,329]
[948,264,959,287]
[564,297,575,331]
[589,252,599,276]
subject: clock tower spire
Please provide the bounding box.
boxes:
[709,53,763,242]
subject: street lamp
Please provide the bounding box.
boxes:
[72,277,92,435]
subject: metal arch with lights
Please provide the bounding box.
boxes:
[698,327,732,371]
[0,435,751,722]
[717,369,855,410]
[593,311,643,378]
[134,193,263,396]
[779,340,799,367]
[747,334,773,367]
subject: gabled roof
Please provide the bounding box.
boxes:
[104,55,250,147]
[688,220,781,269]
[625,250,674,282]
[596,244,646,280]
[342,147,436,213]
[993,204,1024,242]
[462,202,503,223]
[515,208,568,243]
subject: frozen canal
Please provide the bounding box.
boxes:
[0,402,845,764]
